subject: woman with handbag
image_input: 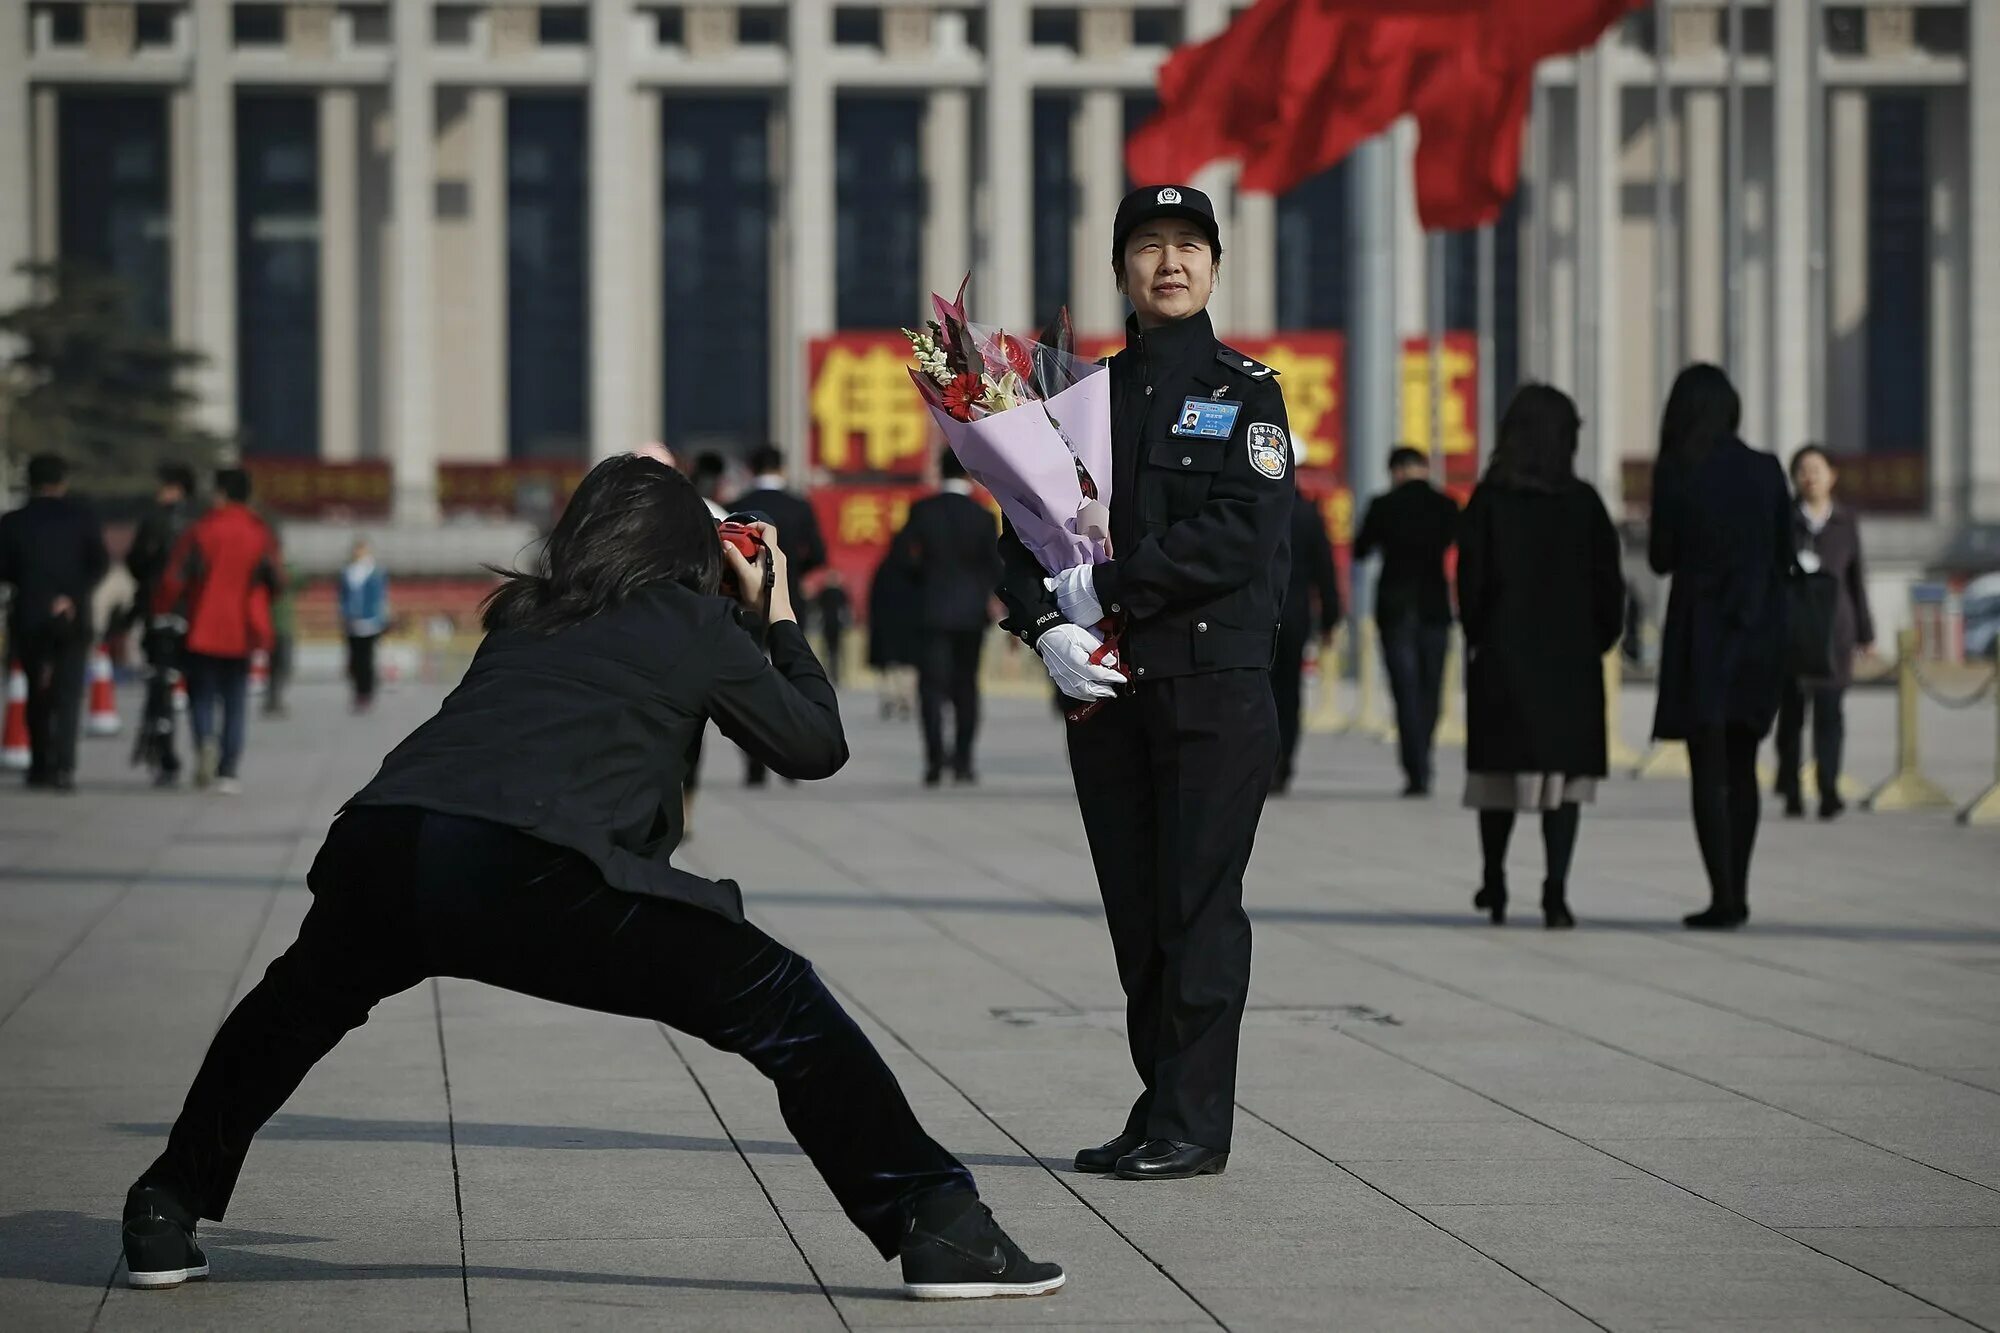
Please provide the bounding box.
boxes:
[1774,445,1876,820]
[1649,366,1794,930]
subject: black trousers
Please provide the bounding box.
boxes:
[918,629,985,774]
[1380,616,1448,790]
[264,633,293,714]
[1774,681,1845,802]
[1270,631,1309,788]
[138,627,184,776]
[134,807,972,1258]
[1686,724,1762,913]
[18,632,88,781]
[1066,669,1277,1150]
[346,633,380,704]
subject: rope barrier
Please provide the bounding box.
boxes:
[1911,658,1999,711]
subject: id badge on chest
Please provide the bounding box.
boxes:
[1170,397,1241,439]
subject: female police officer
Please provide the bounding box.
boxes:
[120,452,1063,1301]
[999,185,1293,1181]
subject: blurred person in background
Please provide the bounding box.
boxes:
[813,572,852,686]
[264,547,301,719]
[161,467,282,794]
[0,454,109,792]
[127,464,196,784]
[899,451,1003,786]
[732,444,828,786]
[689,449,729,520]
[868,529,923,722]
[1270,455,1343,797]
[339,539,390,713]
[1353,445,1460,796]
[1774,444,1874,821]
[118,453,1064,1301]
[1457,386,1624,929]
[1648,365,1792,930]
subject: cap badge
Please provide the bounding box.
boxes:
[1156,186,1182,205]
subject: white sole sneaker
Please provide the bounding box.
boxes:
[127,1261,209,1289]
[904,1272,1066,1300]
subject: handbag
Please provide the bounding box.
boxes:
[1784,565,1839,679]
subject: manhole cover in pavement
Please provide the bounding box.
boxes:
[991,1004,1399,1030]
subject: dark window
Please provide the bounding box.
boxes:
[347,4,389,46]
[656,6,683,45]
[1914,8,1966,55]
[232,3,284,45]
[1737,6,1772,57]
[1825,6,1865,56]
[235,95,320,457]
[135,3,177,46]
[833,6,882,47]
[961,7,985,51]
[58,93,172,337]
[835,97,924,329]
[1492,191,1522,410]
[1275,162,1349,331]
[1121,92,1159,192]
[1030,8,1080,50]
[508,96,590,459]
[538,6,588,44]
[48,4,84,44]
[1132,8,1181,47]
[661,98,773,449]
[435,5,476,46]
[737,5,785,45]
[1866,95,1927,456]
[1032,94,1076,329]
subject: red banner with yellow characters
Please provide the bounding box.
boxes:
[1399,332,1480,501]
[810,483,929,619]
[808,333,936,481]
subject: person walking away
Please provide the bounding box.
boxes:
[813,573,852,685]
[159,468,282,794]
[732,444,828,786]
[901,451,1003,785]
[339,539,390,712]
[1353,446,1460,796]
[118,454,1063,1300]
[126,464,196,783]
[1774,445,1874,820]
[1649,365,1793,930]
[0,454,110,792]
[868,528,924,721]
[1271,463,1343,796]
[1457,386,1625,929]
[999,184,1292,1181]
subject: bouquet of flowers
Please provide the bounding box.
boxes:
[904,277,1124,718]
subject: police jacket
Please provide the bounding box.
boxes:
[997,309,1293,680]
[345,583,846,922]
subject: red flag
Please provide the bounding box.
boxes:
[1124,0,1319,187]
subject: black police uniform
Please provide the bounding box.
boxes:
[997,187,1293,1162]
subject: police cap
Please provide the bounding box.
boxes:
[1113,184,1223,262]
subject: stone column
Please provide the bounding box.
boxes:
[0,6,30,330]
[1390,119,1425,345]
[32,89,58,266]
[1968,0,2000,521]
[982,1,1032,331]
[1738,90,1773,450]
[192,0,237,435]
[588,0,636,460]
[170,90,198,348]
[1683,89,1725,364]
[1546,90,1580,407]
[390,0,437,518]
[1070,89,1123,337]
[430,89,505,463]
[631,87,661,445]
[1770,0,1812,457]
[319,88,360,461]
[1826,89,1869,453]
[1577,43,1621,496]
[1231,192,1277,337]
[784,0,834,479]
[921,89,971,305]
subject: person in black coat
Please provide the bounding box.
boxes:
[899,451,1003,785]
[125,463,196,784]
[1649,364,1793,930]
[116,454,1064,1301]
[1271,479,1343,795]
[732,444,830,786]
[868,527,923,720]
[0,454,110,791]
[1458,387,1624,929]
[1353,446,1461,795]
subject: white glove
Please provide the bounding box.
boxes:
[1037,623,1125,702]
[1046,566,1105,627]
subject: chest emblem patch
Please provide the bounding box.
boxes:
[1171,398,1241,439]
[1247,422,1289,480]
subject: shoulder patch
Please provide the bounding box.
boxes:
[1216,344,1278,379]
[1247,422,1289,480]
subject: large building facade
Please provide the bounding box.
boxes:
[3,1,1998,589]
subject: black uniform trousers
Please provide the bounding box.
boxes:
[134,806,973,1258]
[18,630,88,782]
[918,629,985,774]
[1270,628,1311,789]
[1066,668,1277,1151]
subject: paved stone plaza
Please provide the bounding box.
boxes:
[3,671,1997,1331]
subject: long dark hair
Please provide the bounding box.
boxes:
[1484,383,1580,491]
[482,454,722,635]
[1657,363,1741,476]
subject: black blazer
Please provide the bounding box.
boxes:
[1649,438,1793,740]
[345,584,845,921]
[1354,480,1459,626]
[0,494,110,641]
[1459,479,1624,776]
[900,489,1001,632]
[1279,489,1343,645]
[732,485,828,608]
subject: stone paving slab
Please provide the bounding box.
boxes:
[2,674,1997,1331]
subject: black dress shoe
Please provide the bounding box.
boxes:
[899,1192,1065,1300]
[1781,792,1805,818]
[123,1186,208,1289]
[1683,905,1748,930]
[1473,883,1506,925]
[1114,1139,1228,1180]
[1073,1131,1146,1174]
[1819,796,1846,821]
[923,766,942,788]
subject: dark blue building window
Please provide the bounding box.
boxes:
[661,97,772,450]
[58,93,171,336]
[1866,95,1927,456]
[507,95,589,459]
[1276,163,1349,330]
[1032,94,1076,329]
[835,96,922,329]
[236,94,319,456]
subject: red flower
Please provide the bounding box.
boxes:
[942,373,985,421]
[1001,334,1035,382]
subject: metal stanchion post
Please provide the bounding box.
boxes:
[1436,628,1466,747]
[1307,626,1351,733]
[1956,661,2000,826]
[1865,627,1954,812]
[1356,621,1395,740]
[1604,649,1641,771]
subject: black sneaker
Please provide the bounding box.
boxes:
[899,1193,1065,1300]
[122,1186,209,1289]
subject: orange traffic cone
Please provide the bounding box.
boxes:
[2,664,29,771]
[87,645,121,736]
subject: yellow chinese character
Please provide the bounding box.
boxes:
[812,343,932,474]
[1254,342,1340,470]
[838,493,891,546]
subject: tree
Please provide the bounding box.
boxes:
[0,261,227,497]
